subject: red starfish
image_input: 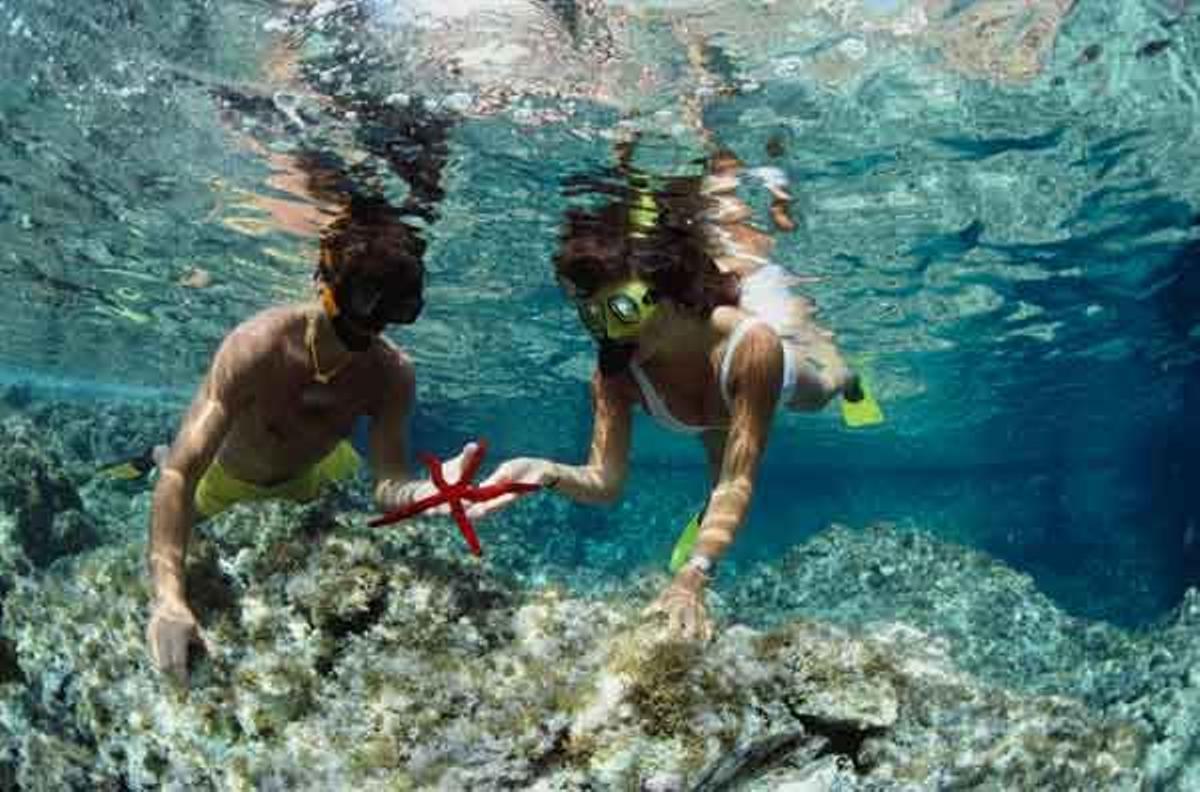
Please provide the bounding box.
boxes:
[367,440,541,556]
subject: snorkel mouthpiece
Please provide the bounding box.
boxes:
[598,340,637,376]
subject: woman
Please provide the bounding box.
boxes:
[472,148,880,641]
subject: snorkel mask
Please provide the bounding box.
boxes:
[318,250,424,351]
[575,278,658,343]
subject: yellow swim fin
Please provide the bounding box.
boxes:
[841,370,884,428]
[96,448,156,481]
[669,509,703,573]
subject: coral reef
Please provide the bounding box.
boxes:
[0,418,98,570]
[0,401,1195,789]
[723,523,1139,698]
[0,498,1152,790]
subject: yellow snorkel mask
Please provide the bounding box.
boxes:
[575,278,658,342]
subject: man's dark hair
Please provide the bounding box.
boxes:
[317,194,425,306]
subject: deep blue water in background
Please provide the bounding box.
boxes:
[1,0,1198,627]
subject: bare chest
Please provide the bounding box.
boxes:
[252,361,375,451]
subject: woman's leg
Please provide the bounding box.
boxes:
[785,332,856,412]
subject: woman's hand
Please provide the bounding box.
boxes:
[643,566,713,642]
[466,457,556,519]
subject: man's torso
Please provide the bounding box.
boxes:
[214,306,406,485]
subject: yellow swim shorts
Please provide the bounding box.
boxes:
[194,441,362,519]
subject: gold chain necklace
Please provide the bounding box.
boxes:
[305,311,352,384]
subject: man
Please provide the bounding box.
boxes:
[146,195,467,683]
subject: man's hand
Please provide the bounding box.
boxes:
[384,442,479,514]
[643,566,713,642]
[466,457,555,519]
[147,598,201,684]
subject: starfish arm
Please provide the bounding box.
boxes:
[368,491,452,527]
[459,439,488,484]
[449,499,483,556]
[419,451,450,490]
[462,482,542,502]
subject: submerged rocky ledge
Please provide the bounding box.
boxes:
[0,408,1196,790]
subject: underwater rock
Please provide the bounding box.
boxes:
[0,400,180,549]
[1103,587,1200,790]
[690,729,814,791]
[31,510,98,570]
[724,523,1138,698]
[18,400,178,475]
[0,636,19,687]
[0,383,33,411]
[0,500,1151,790]
[0,418,98,568]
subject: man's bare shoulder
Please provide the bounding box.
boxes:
[358,336,415,418]
[207,305,304,390]
[226,304,302,343]
[370,336,415,384]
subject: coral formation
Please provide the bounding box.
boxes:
[0,503,1152,789]
[0,401,1195,789]
[0,419,98,569]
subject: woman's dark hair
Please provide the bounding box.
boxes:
[553,175,740,316]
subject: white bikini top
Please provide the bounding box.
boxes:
[629,316,797,435]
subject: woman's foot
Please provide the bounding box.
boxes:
[769,198,796,232]
[843,372,865,403]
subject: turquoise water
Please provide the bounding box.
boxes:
[1,0,1198,629]
[5,3,1200,789]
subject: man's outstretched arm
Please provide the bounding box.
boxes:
[147,334,255,681]
[148,383,233,603]
[369,354,482,512]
